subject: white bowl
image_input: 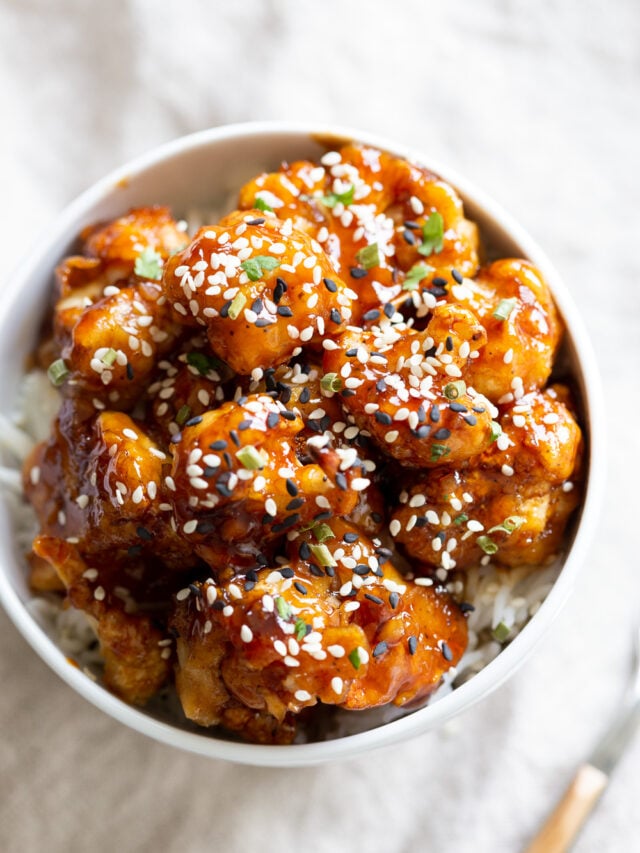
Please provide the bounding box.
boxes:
[0,122,605,767]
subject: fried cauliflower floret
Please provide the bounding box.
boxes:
[168,394,368,570]
[32,537,171,704]
[23,402,193,571]
[162,210,354,374]
[391,386,582,570]
[322,307,496,468]
[450,259,562,401]
[170,519,467,735]
[238,144,480,319]
[82,205,187,264]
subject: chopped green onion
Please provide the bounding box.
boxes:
[101,348,117,367]
[477,535,499,555]
[355,243,380,270]
[348,648,362,670]
[241,255,280,282]
[309,543,337,567]
[134,246,163,281]
[254,196,273,212]
[320,184,354,208]
[186,351,224,375]
[312,524,335,543]
[235,445,266,470]
[275,596,293,621]
[403,262,434,291]
[47,358,69,387]
[493,621,511,643]
[493,297,517,321]
[175,405,191,426]
[430,443,451,462]
[453,513,469,525]
[320,372,342,393]
[488,516,525,535]
[294,618,309,641]
[227,292,247,320]
[489,421,502,443]
[444,380,466,400]
[418,212,444,257]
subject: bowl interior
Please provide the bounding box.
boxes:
[0,123,601,766]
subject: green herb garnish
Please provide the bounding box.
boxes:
[294,618,309,641]
[47,358,69,387]
[418,212,444,257]
[320,184,355,208]
[493,298,517,321]
[235,445,267,470]
[312,524,335,543]
[101,348,117,367]
[254,196,273,213]
[477,535,499,555]
[308,543,337,567]
[355,243,380,270]
[348,648,362,670]
[227,292,247,320]
[453,513,469,525]
[430,443,451,462]
[444,380,466,400]
[489,421,502,443]
[241,255,280,282]
[186,351,224,375]
[134,246,163,281]
[275,596,293,621]
[175,405,191,426]
[320,372,342,393]
[493,621,511,642]
[403,262,434,291]
[488,516,525,535]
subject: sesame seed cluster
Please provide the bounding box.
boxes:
[23,144,582,744]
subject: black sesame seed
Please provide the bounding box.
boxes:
[220,301,231,318]
[299,387,310,404]
[294,581,308,595]
[281,410,297,421]
[277,305,293,317]
[286,497,304,511]
[325,565,335,577]
[126,363,134,380]
[460,602,476,614]
[299,542,311,560]
[255,317,274,328]
[251,298,264,314]
[389,591,400,609]
[472,406,486,414]
[417,404,426,422]
[330,308,342,325]
[451,268,463,284]
[244,580,256,591]
[383,302,395,319]
[309,563,324,577]
[335,472,348,491]
[449,402,468,413]
[430,405,441,423]
[433,428,451,440]
[463,414,478,426]
[210,439,228,451]
[343,532,359,543]
[442,642,453,662]
[445,335,454,352]
[323,277,338,293]
[375,411,392,425]
[424,345,437,358]
[185,415,203,427]
[341,389,356,398]
[404,220,421,229]
[238,419,252,431]
[247,217,266,225]
[371,511,382,524]
[136,526,154,541]
[408,636,418,655]
[350,267,368,279]
[223,451,233,468]
[372,640,388,657]
[416,425,431,438]
[216,483,233,497]
[188,583,201,596]
[286,478,298,496]
[376,379,387,393]
[353,564,369,576]
[278,384,292,405]
[363,309,381,322]
[403,229,417,245]
[345,347,358,357]
[229,430,240,446]
[280,567,294,579]
[170,432,182,444]
[313,510,333,521]
[212,599,225,611]
[432,276,448,287]
[365,593,384,606]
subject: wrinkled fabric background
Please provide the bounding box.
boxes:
[1,1,639,851]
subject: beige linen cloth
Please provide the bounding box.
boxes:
[1,1,638,851]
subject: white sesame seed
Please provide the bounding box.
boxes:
[222,605,234,617]
[344,601,360,613]
[331,676,344,695]
[29,466,40,485]
[131,486,144,504]
[265,498,277,517]
[75,494,89,509]
[274,639,287,656]
[414,577,433,587]
[176,587,191,601]
[385,430,399,443]
[240,625,253,643]
[183,519,198,534]
[82,568,98,581]
[327,644,345,658]
[294,690,312,702]
[94,586,106,601]
[562,481,574,492]
[284,655,300,668]
[389,519,401,537]
[501,464,515,477]
[543,413,560,425]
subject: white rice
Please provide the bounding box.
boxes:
[0,368,561,741]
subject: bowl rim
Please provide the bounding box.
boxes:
[0,120,606,767]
